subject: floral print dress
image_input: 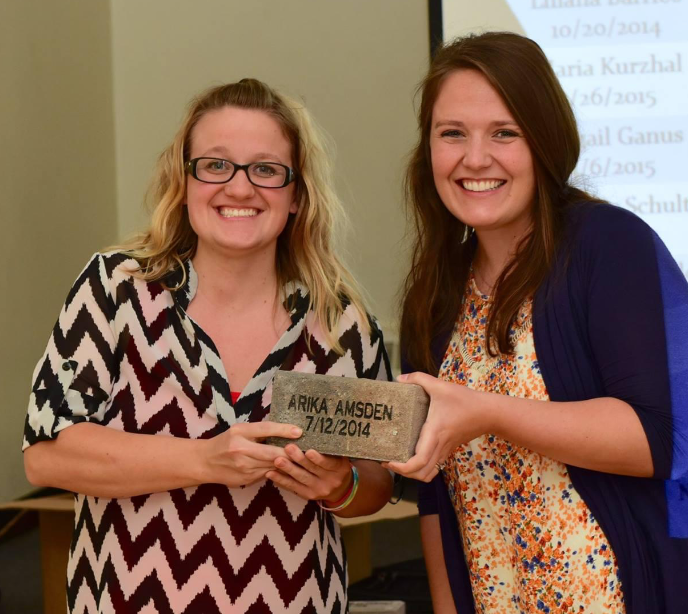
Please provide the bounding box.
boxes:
[438,274,625,614]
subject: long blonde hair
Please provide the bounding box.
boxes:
[115,78,368,353]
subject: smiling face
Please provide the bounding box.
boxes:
[430,69,536,240]
[186,106,297,262]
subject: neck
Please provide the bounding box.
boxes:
[473,225,531,293]
[191,244,280,311]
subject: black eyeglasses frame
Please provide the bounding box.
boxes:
[185,157,296,189]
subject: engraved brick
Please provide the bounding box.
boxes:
[267,371,429,463]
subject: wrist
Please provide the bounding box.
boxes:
[324,464,354,505]
[318,465,359,512]
[479,388,505,435]
[192,438,213,485]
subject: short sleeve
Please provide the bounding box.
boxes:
[367,316,393,383]
[581,206,679,479]
[23,253,117,450]
[333,301,392,383]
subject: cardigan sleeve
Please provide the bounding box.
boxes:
[417,477,440,515]
[648,235,688,485]
[578,205,683,480]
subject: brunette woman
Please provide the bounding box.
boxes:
[387,32,688,614]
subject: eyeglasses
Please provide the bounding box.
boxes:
[186,157,296,189]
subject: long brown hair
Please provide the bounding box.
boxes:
[113,78,368,354]
[401,32,597,373]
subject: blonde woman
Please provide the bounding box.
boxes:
[23,79,393,614]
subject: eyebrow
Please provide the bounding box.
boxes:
[197,146,228,157]
[253,152,286,162]
[197,146,286,163]
[434,120,519,129]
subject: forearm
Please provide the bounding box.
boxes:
[333,460,393,519]
[484,392,654,477]
[420,514,457,614]
[24,423,208,498]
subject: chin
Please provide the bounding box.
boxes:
[458,214,502,230]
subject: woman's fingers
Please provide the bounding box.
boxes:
[384,456,440,481]
[397,371,437,391]
[239,443,289,466]
[276,446,337,485]
[283,445,348,475]
[383,420,444,480]
[274,455,314,483]
[268,455,325,500]
[283,444,320,474]
[387,458,440,482]
[304,449,345,472]
[268,446,353,501]
[205,422,303,488]
[231,420,302,442]
[265,469,310,499]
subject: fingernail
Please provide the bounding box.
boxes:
[397,374,408,382]
[292,427,302,436]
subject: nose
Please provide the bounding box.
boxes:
[223,167,255,198]
[462,137,492,170]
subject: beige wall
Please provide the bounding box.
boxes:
[443,0,523,38]
[2,0,431,501]
[0,0,118,500]
[110,0,429,332]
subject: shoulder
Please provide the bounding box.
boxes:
[65,252,128,299]
[303,300,385,350]
[61,252,141,315]
[95,250,138,281]
[561,202,660,274]
[565,202,656,248]
[301,293,390,371]
[290,282,384,348]
[70,252,177,311]
[338,303,385,345]
[333,291,389,362]
[336,305,391,379]
[100,250,180,291]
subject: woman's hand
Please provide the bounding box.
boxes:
[203,421,303,488]
[383,372,492,482]
[385,372,654,480]
[265,445,353,502]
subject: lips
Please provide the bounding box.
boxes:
[217,207,259,218]
[459,179,506,192]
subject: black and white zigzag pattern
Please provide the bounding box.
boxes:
[24,252,391,614]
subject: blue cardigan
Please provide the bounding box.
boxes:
[413,203,688,614]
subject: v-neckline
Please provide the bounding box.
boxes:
[171,259,311,424]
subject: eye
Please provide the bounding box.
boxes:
[201,158,232,173]
[440,129,464,139]
[251,163,285,178]
[494,129,520,139]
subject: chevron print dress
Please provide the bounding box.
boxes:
[23,252,392,614]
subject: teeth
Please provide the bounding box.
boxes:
[218,207,258,218]
[462,179,505,192]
